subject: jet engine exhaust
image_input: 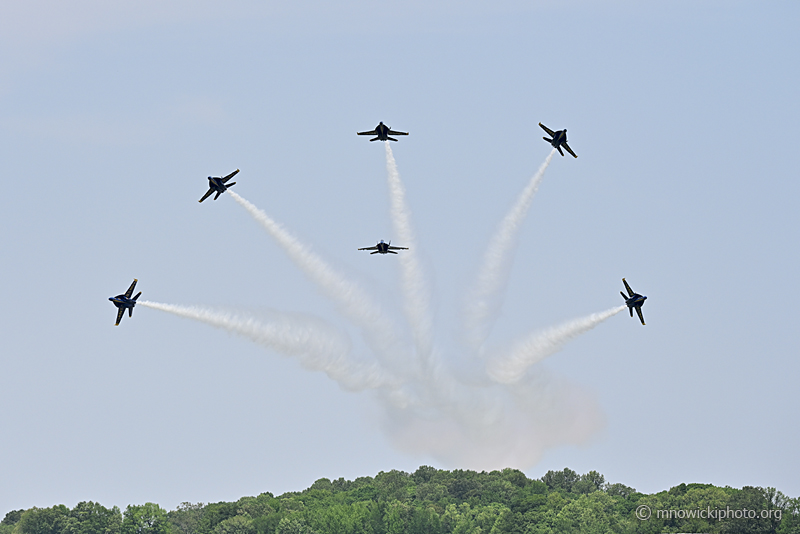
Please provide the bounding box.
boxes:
[485,305,627,384]
[138,300,387,391]
[464,148,556,351]
[384,142,434,366]
[144,149,626,472]
[227,190,407,369]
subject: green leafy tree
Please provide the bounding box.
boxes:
[275,517,316,534]
[572,471,605,495]
[16,506,70,534]
[777,496,800,534]
[1,510,25,534]
[235,496,274,522]
[604,483,636,499]
[411,466,438,485]
[553,491,623,534]
[121,504,169,534]
[542,469,580,494]
[214,515,253,534]
[168,503,204,534]
[720,486,780,534]
[65,502,121,534]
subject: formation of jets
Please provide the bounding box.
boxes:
[113,121,650,327]
[358,240,408,255]
[109,279,141,326]
[621,278,647,326]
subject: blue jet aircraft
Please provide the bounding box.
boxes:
[109,279,141,326]
[358,240,408,255]
[539,123,577,158]
[357,122,408,142]
[199,169,239,202]
[620,278,647,325]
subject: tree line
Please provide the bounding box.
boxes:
[2,467,799,534]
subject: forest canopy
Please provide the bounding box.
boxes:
[2,467,798,534]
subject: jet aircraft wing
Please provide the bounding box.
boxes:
[357,130,378,136]
[538,123,556,136]
[222,169,239,183]
[563,142,578,158]
[387,129,408,136]
[635,307,646,326]
[622,278,635,297]
[388,245,408,250]
[358,246,378,250]
[199,189,214,203]
[115,307,125,326]
[124,279,138,298]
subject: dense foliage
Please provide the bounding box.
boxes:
[3,467,798,534]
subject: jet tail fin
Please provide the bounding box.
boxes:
[133,292,142,301]
[387,136,398,142]
[620,291,627,300]
[214,191,222,200]
[370,137,379,142]
[129,307,134,318]
[543,137,553,143]
[629,307,633,317]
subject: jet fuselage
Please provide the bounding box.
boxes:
[550,129,568,148]
[625,294,647,308]
[109,295,136,308]
[208,177,228,193]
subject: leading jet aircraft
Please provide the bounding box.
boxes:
[109,279,141,326]
[539,123,577,158]
[199,169,239,202]
[358,240,408,254]
[620,278,647,325]
[357,122,408,142]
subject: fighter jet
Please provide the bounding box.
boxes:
[109,279,141,326]
[357,122,408,142]
[620,278,647,325]
[358,240,408,254]
[539,123,577,158]
[199,169,239,202]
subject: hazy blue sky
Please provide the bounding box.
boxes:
[2,0,799,514]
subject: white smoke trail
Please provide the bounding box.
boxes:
[485,305,627,384]
[138,300,388,391]
[381,370,606,470]
[464,149,556,351]
[227,190,406,368]
[154,160,623,472]
[384,142,434,364]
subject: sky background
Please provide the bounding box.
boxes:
[2,0,799,514]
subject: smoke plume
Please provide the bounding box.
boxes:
[486,305,627,384]
[142,148,624,471]
[464,149,556,350]
[228,190,407,369]
[138,300,388,391]
[384,142,434,366]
